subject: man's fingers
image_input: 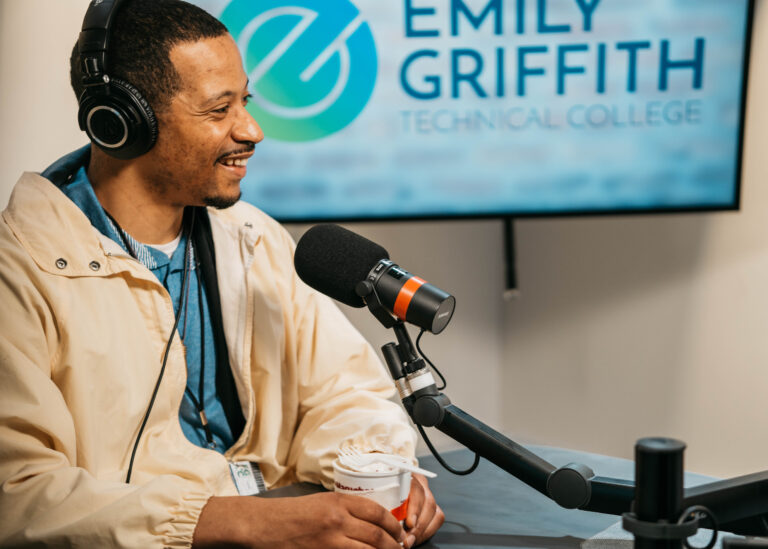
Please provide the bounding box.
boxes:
[417,503,445,545]
[345,517,408,549]
[406,475,444,547]
[344,494,406,544]
[408,493,436,543]
[405,475,426,530]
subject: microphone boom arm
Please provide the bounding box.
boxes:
[380,322,768,537]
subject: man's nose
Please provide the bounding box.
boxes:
[233,105,264,144]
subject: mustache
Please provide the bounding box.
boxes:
[217,143,256,161]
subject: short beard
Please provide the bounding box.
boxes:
[203,191,242,210]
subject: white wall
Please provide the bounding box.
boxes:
[1,0,765,478]
[0,1,88,187]
[501,3,768,478]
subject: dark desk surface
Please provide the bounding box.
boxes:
[415,446,626,549]
[261,446,715,549]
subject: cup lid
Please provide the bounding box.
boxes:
[333,456,407,477]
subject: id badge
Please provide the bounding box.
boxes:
[229,461,267,496]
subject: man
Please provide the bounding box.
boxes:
[0,1,443,547]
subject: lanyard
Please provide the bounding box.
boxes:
[180,270,216,449]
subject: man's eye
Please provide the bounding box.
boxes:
[212,106,229,114]
[242,94,252,106]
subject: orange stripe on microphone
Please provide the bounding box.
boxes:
[393,277,426,320]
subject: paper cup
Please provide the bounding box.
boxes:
[333,456,411,522]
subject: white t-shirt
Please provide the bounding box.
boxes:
[150,231,182,258]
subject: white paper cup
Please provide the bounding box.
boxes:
[333,455,411,522]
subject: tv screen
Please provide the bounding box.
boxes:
[193,0,754,222]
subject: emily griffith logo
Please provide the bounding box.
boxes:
[220,0,377,142]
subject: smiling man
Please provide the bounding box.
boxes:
[0,1,443,547]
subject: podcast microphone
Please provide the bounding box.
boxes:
[294,224,456,334]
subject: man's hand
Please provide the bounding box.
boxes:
[193,492,408,548]
[403,474,445,548]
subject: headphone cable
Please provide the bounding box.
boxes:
[125,209,195,483]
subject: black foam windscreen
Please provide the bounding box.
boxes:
[294,224,389,308]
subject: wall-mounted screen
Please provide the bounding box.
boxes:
[193,0,754,221]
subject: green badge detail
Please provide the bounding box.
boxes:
[221,0,378,142]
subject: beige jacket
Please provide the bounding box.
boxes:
[0,172,416,548]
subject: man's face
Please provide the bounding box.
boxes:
[138,34,263,209]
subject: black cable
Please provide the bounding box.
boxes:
[125,210,195,483]
[413,331,477,474]
[417,424,480,475]
[179,256,192,339]
[681,506,719,549]
[103,209,139,260]
[415,329,446,390]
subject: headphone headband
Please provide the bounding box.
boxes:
[78,0,127,86]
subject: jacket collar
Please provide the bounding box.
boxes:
[3,170,119,277]
[41,144,91,187]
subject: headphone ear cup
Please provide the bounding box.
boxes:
[78,78,158,160]
[111,78,158,151]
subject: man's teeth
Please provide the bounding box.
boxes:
[220,158,247,167]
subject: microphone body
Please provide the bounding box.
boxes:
[294,224,455,334]
[364,259,454,334]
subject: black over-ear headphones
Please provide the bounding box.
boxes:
[77,0,158,159]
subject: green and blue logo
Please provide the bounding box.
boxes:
[220,0,377,142]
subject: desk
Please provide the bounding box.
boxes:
[260,446,715,549]
[416,446,619,548]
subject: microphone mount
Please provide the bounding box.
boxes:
[374,319,768,547]
[356,279,397,329]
